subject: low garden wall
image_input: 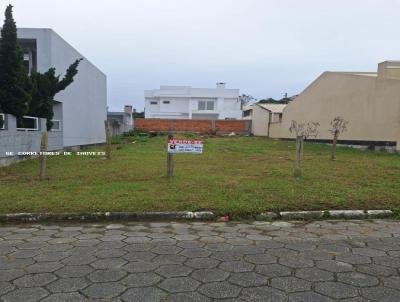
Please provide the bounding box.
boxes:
[135,118,252,135]
[0,114,63,166]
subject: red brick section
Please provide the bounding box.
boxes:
[135,119,251,135]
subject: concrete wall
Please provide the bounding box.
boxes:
[135,118,252,135]
[252,105,270,136]
[17,28,107,147]
[0,114,63,166]
[269,65,400,150]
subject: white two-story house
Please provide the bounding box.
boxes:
[144,83,241,120]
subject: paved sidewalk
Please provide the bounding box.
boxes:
[1,220,400,301]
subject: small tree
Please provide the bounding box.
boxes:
[329,116,348,160]
[238,94,255,109]
[0,5,31,119]
[28,59,82,130]
[289,120,320,178]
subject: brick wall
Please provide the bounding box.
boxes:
[135,119,251,135]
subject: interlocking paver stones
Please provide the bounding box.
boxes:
[90,258,127,269]
[82,282,126,299]
[240,286,287,302]
[336,253,372,265]
[279,256,314,268]
[362,286,400,302]
[353,247,387,257]
[174,234,199,241]
[255,263,292,278]
[295,267,334,282]
[163,292,211,302]
[191,268,229,282]
[121,287,167,302]
[61,254,96,265]
[185,258,219,269]
[158,277,200,293]
[155,264,193,278]
[26,262,63,274]
[0,269,26,282]
[123,251,156,262]
[13,273,57,287]
[382,276,400,289]
[270,276,311,292]
[122,261,159,273]
[152,245,182,255]
[88,269,127,282]
[2,287,49,302]
[0,282,14,295]
[357,263,397,277]
[316,260,354,272]
[41,292,86,302]
[45,278,90,293]
[198,282,241,299]
[210,251,242,261]
[337,272,380,287]
[121,272,161,287]
[373,256,400,268]
[94,248,127,258]
[3,220,400,301]
[219,260,255,273]
[288,291,334,302]
[229,272,269,287]
[245,253,277,265]
[54,265,93,278]
[204,243,232,252]
[180,248,211,258]
[315,281,358,299]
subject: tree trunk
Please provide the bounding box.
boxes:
[104,120,111,159]
[331,131,338,160]
[294,135,303,178]
[167,133,174,177]
[39,132,48,180]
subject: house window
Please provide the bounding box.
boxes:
[17,116,39,131]
[198,100,215,111]
[162,100,170,104]
[150,101,158,105]
[51,120,62,131]
[0,113,4,130]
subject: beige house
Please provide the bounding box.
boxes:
[267,61,400,151]
[252,103,287,136]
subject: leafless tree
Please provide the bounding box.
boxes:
[329,116,348,160]
[289,120,320,178]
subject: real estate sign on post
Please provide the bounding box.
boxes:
[167,139,204,154]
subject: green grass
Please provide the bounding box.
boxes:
[0,135,399,216]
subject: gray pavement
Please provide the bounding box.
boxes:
[1,219,400,301]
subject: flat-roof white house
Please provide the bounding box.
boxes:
[144,83,241,120]
[17,28,107,147]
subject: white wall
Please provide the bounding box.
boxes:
[144,85,241,120]
[18,28,107,147]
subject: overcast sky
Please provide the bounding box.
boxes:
[3,0,400,111]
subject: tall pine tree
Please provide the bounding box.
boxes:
[0,5,30,119]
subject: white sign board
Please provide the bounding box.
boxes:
[167,139,203,154]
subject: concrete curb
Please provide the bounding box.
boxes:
[260,209,395,220]
[0,209,395,223]
[0,211,216,223]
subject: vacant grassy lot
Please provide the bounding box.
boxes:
[0,135,399,215]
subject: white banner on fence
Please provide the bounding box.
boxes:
[167,139,204,154]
